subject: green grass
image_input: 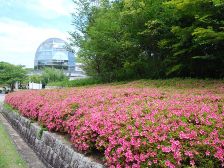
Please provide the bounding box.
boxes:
[0,122,27,168]
[128,78,224,88]
[47,77,224,89]
[3,103,13,110]
[48,77,102,87]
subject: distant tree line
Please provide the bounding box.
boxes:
[69,0,224,82]
[29,68,68,85]
[0,62,67,90]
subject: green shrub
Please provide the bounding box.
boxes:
[48,78,102,87]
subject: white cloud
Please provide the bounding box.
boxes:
[0,17,70,68]
[27,0,74,19]
[0,0,74,19]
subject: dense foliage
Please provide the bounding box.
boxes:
[41,68,68,84]
[0,62,27,90]
[29,68,68,85]
[69,0,224,81]
[48,77,102,87]
[5,81,224,167]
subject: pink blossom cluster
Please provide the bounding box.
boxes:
[5,86,224,167]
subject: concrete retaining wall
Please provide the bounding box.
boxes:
[1,107,104,168]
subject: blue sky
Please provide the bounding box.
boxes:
[0,0,74,68]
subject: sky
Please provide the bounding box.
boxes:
[0,0,75,68]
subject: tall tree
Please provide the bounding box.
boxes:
[69,0,224,81]
[0,62,27,91]
[41,67,68,84]
[164,0,224,77]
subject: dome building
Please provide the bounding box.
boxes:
[34,38,75,71]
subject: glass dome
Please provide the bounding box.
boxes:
[34,38,75,71]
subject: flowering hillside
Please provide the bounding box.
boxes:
[5,81,224,167]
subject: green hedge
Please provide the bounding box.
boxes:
[47,78,102,87]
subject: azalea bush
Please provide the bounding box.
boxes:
[5,83,224,167]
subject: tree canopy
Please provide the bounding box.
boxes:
[41,67,68,84]
[69,0,224,81]
[0,62,27,89]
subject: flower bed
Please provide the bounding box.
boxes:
[5,84,224,168]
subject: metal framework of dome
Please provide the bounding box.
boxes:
[34,38,75,71]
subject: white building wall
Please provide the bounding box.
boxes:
[29,82,42,90]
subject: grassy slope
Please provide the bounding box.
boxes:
[0,122,27,168]
[48,78,224,89]
[108,78,223,87]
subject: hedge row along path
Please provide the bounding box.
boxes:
[4,81,224,168]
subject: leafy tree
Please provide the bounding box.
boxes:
[41,68,68,84]
[28,74,43,83]
[120,0,169,78]
[0,62,27,91]
[69,0,224,81]
[68,0,94,51]
[163,0,224,78]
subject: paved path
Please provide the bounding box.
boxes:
[0,93,5,102]
[0,94,46,168]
